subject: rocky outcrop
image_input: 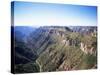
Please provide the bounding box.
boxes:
[62,40,70,46]
[80,42,95,54]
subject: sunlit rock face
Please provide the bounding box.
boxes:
[80,42,95,54]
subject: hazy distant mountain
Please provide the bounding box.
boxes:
[14,26,36,36]
[69,26,97,34]
[14,26,37,42]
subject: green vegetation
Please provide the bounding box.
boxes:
[14,26,97,73]
[15,62,40,73]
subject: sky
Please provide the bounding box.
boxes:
[12,1,97,27]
